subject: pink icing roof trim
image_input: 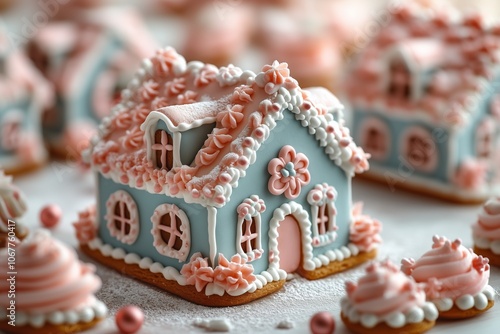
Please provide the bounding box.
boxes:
[88,48,369,207]
[346,4,500,127]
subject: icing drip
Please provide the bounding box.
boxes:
[473,197,500,254]
[0,230,106,324]
[401,235,490,301]
[342,260,438,328]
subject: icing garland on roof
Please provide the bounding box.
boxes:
[87,48,369,207]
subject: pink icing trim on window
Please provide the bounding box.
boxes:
[150,203,191,262]
[73,205,97,244]
[105,190,139,245]
[359,117,391,161]
[180,252,214,292]
[476,117,495,159]
[236,195,266,261]
[1,111,22,151]
[400,126,438,173]
[268,145,311,199]
[152,130,173,170]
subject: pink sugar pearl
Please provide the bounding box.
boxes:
[40,204,62,228]
[310,312,335,334]
[116,305,144,334]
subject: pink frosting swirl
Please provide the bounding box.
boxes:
[401,235,490,300]
[472,197,500,240]
[345,260,426,316]
[0,230,102,314]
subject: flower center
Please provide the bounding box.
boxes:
[281,162,296,177]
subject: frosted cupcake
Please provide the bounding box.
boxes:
[472,197,500,266]
[341,260,438,334]
[0,230,107,333]
[402,235,495,319]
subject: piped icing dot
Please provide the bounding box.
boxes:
[402,235,494,313]
[341,260,437,329]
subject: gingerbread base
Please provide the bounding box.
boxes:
[81,244,285,307]
[357,173,486,205]
[3,159,46,176]
[473,246,500,267]
[437,300,494,319]
[0,317,103,334]
[297,249,377,280]
[341,312,435,334]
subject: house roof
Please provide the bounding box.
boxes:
[88,47,369,208]
[345,4,500,127]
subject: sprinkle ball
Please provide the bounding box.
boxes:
[116,305,144,334]
[310,311,335,334]
[40,204,62,228]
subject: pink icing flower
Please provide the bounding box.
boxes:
[113,112,133,130]
[151,97,170,110]
[152,48,181,76]
[177,90,198,105]
[180,252,214,292]
[123,127,144,150]
[213,254,256,293]
[194,64,218,87]
[165,77,186,97]
[73,205,97,244]
[268,145,311,199]
[453,159,488,190]
[204,128,232,150]
[349,203,382,252]
[216,104,244,129]
[231,85,254,104]
[262,61,290,85]
[138,80,159,102]
[472,255,490,274]
[132,104,152,123]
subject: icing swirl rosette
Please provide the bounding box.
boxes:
[0,230,107,328]
[401,235,495,317]
[472,197,500,255]
[341,260,438,331]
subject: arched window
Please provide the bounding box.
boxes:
[236,196,266,262]
[401,127,437,172]
[152,129,174,170]
[1,111,23,152]
[388,59,411,99]
[151,203,190,262]
[476,117,495,159]
[105,190,139,245]
[359,118,390,160]
[307,184,338,247]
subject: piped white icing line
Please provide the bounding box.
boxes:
[340,297,438,329]
[432,285,496,312]
[0,299,107,328]
[267,201,362,273]
[87,237,286,297]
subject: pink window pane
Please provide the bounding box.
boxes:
[1,120,21,151]
[241,218,258,253]
[152,130,174,170]
[111,201,132,237]
[388,60,411,99]
[159,211,183,251]
[317,204,329,235]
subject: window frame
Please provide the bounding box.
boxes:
[152,129,174,170]
[307,184,338,247]
[105,190,140,245]
[236,196,266,262]
[151,203,191,262]
[400,126,438,172]
[359,117,391,161]
[1,110,23,152]
[476,117,495,159]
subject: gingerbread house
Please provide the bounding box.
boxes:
[77,48,381,306]
[345,5,500,203]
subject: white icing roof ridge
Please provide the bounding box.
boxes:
[88,48,369,207]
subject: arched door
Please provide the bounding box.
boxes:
[277,215,302,273]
